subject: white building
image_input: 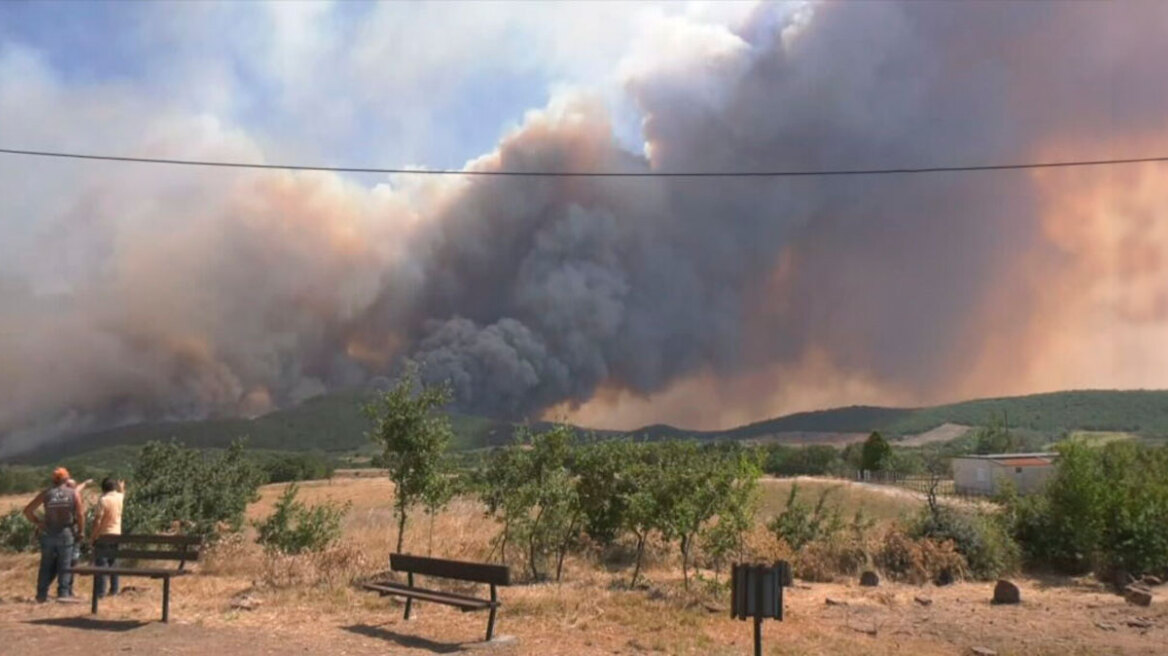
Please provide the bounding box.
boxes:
[951,453,1057,496]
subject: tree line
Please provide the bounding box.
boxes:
[365,369,761,588]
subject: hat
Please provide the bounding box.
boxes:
[52,467,70,484]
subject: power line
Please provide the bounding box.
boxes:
[1,146,1166,177]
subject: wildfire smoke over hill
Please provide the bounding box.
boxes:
[2,1,1167,456]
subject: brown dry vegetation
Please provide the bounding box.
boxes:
[2,476,1166,655]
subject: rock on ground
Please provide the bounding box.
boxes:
[859,571,880,587]
[1124,584,1153,607]
[992,580,1020,605]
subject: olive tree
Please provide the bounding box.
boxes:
[364,367,454,554]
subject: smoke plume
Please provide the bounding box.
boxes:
[2,1,1168,456]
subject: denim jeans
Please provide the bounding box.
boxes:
[36,532,74,600]
[94,543,120,597]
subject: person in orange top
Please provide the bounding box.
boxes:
[23,467,85,602]
[89,477,125,597]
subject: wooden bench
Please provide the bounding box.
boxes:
[68,534,201,622]
[362,554,511,641]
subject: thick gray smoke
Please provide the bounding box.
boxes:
[2,1,1167,456]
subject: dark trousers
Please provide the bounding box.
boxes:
[94,543,119,597]
[36,533,74,600]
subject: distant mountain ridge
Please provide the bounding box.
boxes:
[9,388,1168,465]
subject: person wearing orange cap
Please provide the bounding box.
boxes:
[23,467,85,603]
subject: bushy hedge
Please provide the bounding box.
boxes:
[1008,441,1168,580]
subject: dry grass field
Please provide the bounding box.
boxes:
[1,476,1165,655]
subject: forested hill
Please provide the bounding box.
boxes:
[10,389,1168,465]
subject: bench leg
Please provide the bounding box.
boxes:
[91,577,99,615]
[485,584,498,641]
[403,572,414,620]
[162,577,170,623]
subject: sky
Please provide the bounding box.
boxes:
[1,1,1167,456]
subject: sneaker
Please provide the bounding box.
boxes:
[35,597,49,604]
[57,596,84,604]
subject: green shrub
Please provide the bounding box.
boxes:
[909,505,1018,580]
[124,440,262,539]
[767,484,844,550]
[0,509,38,552]
[255,483,349,554]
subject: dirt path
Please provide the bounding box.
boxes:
[0,597,524,656]
[4,575,1167,656]
[766,475,987,510]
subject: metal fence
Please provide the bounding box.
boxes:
[854,470,981,500]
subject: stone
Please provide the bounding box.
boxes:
[969,647,997,656]
[1124,584,1153,607]
[1141,575,1162,587]
[1126,617,1153,629]
[859,570,880,587]
[1094,621,1118,631]
[230,594,262,611]
[934,568,955,586]
[992,580,1020,605]
[914,595,933,606]
[825,597,848,606]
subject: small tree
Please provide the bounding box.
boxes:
[623,452,663,588]
[422,463,456,556]
[574,439,636,546]
[513,425,580,581]
[363,367,454,553]
[700,449,762,582]
[476,444,532,566]
[861,431,892,473]
[974,413,1017,454]
[655,443,734,590]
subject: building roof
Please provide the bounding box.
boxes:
[952,453,1058,468]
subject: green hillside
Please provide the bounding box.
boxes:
[10,388,1168,466]
[714,406,915,440]
[882,390,1168,435]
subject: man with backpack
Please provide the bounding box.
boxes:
[23,467,85,603]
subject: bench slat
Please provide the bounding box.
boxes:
[107,549,200,562]
[390,554,510,586]
[97,534,202,546]
[362,582,493,611]
[70,566,190,578]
